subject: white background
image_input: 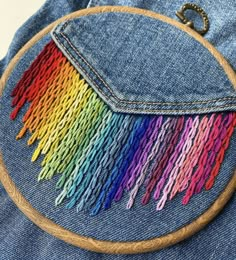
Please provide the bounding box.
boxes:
[0,0,46,59]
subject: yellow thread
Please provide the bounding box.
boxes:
[30,72,90,162]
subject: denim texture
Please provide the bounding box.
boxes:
[0,0,236,259]
[88,0,236,71]
[52,12,236,114]
[0,182,235,260]
[0,0,91,77]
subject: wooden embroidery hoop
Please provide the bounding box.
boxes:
[0,6,235,255]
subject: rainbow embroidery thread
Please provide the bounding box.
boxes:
[10,40,236,216]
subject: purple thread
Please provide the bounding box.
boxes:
[121,116,163,191]
[143,118,177,189]
[153,117,193,200]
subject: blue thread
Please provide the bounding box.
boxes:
[65,113,123,209]
[87,116,135,215]
[103,117,151,211]
[88,117,150,215]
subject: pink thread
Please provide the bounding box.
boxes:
[205,113,235,190]
[156,116,199,211]
[169,114,214,200]
[181,113,228,205]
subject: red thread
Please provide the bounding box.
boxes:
[181,114,223,205]
[205,113,236,190]
[10,40,59,120]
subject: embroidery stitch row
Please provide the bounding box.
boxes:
[10,40,236,215]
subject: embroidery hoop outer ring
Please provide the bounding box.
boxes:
[0,6,235,255]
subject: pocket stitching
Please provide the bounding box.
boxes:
[51,33,236,115]
[54,18,236,106]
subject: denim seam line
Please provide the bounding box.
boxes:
[52,31,236,114]
[56,18,236,105]
[58,24,236,106]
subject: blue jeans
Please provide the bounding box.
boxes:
[0,1,235,259]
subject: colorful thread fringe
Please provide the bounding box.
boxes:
[10,40,236,215]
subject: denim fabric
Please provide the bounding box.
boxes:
[88,0,236,71]
[0,0,236,259]
[52,12,236,114]
[0,183,235,260]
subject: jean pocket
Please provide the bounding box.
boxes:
[0,6,235,255]
[51,7,236,115]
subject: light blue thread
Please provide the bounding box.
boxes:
[74,115,133,211]
[87,116,134,215]
[65,113,123,209]
[54,107,110,204]
[87,117,143,213]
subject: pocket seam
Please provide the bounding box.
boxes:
[58,21,236,106]
[52,28,236,114]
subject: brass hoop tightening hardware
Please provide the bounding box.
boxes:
[176,3,209,35]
